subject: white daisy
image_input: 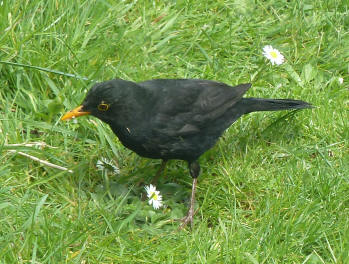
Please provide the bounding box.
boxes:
[96,157,120,174]
[338,77,343,84]
[144,184,163,209]
[262,45,285,65]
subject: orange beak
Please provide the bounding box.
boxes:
[61,105,91,121]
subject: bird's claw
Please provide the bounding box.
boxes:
[178,208,199,230]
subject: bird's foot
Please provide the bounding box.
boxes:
[178,208,198,230]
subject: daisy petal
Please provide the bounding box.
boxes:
[96,157,120,174]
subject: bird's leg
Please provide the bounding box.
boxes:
[151,159,167,184]
[179,161,200,229]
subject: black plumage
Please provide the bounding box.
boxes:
[62,79,312,228]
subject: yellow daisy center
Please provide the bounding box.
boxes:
[270,51,278,58]
[151,192,158,200]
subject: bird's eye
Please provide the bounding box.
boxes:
[98,102,109,111]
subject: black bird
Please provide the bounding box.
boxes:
[62,79,312,228]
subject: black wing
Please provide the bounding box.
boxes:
[139,79,251,136]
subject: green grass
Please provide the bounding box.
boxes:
[0,0,348,263]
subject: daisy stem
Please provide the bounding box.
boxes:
[103,171,113,200]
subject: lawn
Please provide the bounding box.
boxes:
[0,0,348,263]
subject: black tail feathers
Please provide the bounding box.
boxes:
[242,98,313,113]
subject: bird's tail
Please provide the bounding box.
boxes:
[241,98,313,113]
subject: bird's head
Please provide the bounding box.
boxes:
[61,79,137,123]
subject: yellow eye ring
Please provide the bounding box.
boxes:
[98,102,109,111]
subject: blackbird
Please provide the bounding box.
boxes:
[62,79,312,228]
